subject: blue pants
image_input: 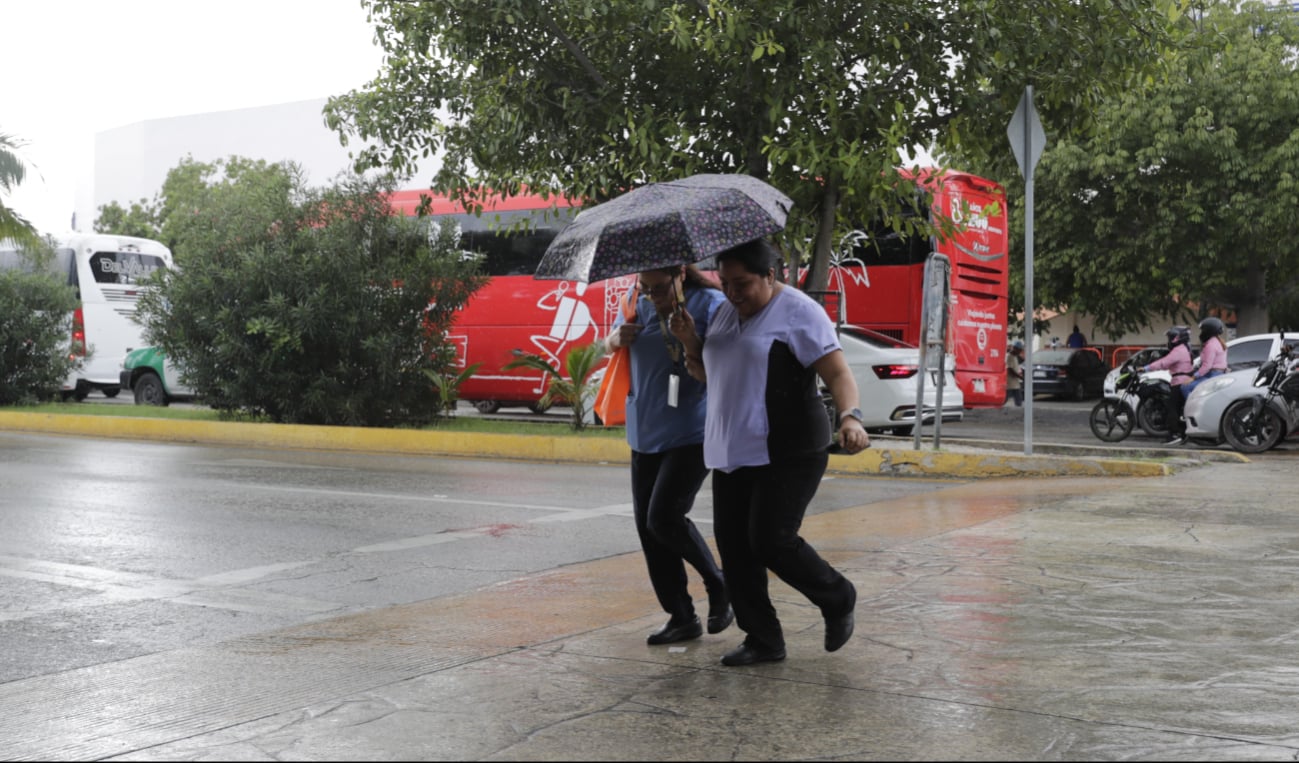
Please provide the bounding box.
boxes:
[1181,369,1225,399]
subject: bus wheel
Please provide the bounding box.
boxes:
[133,373,169,406]
[73,383,90,402]
[528,400,552,414]
[472,400,501,414]
[102,387,120,398]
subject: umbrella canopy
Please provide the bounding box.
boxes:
[534,173,793,283]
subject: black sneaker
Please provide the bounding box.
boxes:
[1164,434,1186,446]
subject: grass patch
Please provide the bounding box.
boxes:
[7,402,626,438]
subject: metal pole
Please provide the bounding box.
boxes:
[1023,85,1035,456]
[913,256,931,451]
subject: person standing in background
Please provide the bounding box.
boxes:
[1067,325,1087,348]
[1006,340,1025,407]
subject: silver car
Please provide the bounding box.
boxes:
[1183,333,1299,443]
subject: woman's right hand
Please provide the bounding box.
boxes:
[611,323,642,349]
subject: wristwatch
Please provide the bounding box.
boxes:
[839,407,864,425]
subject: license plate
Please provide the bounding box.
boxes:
[972,378,985,393]
[1033,370,1048,379]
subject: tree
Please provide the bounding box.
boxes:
[503,341,605,431]
[325,0,1179,293]
[134,161,487,426]
[0,132,39,246]
[94,198,162,239]
[988,0,1299,337]
[0,239,80,405]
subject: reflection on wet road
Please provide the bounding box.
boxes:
[4,432,1299,759]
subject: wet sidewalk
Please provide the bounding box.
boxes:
[5,454,1298,760]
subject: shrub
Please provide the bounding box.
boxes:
[0,241,79,405]
[135,169,485,426]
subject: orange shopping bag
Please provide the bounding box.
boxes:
[593,284,639,426]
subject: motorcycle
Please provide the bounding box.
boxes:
[1220,343,1299,453]
[1088,355,1175,442]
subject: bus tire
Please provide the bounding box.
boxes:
[73,383,90,402]
[102,387,120,398]
[133,372,169,406]
[472,400,501,414]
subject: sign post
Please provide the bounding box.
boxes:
[1007,85,1046,455]
[913,253,951,451]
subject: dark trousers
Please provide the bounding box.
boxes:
[631,445,724,623]
[711,452,855,651]
[1165,384,1187,435]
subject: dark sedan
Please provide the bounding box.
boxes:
[1029,348,1109,400]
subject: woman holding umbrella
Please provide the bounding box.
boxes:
[607,263,733,645]
[669,238,868,666]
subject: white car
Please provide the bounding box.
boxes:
[833,324,964,436]
[1183,333,1299,443]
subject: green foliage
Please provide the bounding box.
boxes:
[94,198,162,239]
[503,341,605,431]
[327,0,1178,292]
[965,0,1299,337]
[134,166,487,426]
[0,240,79,404]
[423,360,483,415]
[0,132,39,246]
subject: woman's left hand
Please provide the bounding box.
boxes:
[838,418,870,454]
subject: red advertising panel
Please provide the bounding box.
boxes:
[832,169,1009,408]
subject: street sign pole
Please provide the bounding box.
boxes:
[1007,85,1047,456]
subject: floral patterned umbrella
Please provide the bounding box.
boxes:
[534,173,793,283]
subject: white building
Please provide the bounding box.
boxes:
[82,98,385,230]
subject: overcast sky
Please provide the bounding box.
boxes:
[5,0,386,234]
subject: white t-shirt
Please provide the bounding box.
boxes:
[702,286,841,472]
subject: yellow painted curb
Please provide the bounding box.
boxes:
[0,411,1171,478]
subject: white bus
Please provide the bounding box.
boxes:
[0,233,173,400]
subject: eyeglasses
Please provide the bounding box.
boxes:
[638,281,675,297]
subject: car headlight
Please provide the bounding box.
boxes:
[1192,375,1236,400]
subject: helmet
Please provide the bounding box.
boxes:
[1166,325,1191,349]
[1010,340,1024,351]
[1199,317,1225,343]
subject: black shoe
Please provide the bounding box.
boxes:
[707,602,734,634]
[721,641,786,666]
[647,616,702,645]
[1164,434,1187,446]
[825,584,857,652]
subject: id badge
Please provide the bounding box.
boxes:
[667,373,680,408]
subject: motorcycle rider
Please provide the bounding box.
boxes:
[1143,325,1194,445]
[1182,317,1229,399]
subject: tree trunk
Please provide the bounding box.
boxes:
[1235,260,1270,336]
[804,184,839,294]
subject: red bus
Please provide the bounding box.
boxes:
[825,169,1009,408]
[392,168,1008,413]
[388,188,633,413]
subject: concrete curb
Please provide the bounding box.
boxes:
[0,411,1216,479]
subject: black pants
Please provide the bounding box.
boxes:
[1165,384,1186,436]
[711,451,855,651]
[631,445,724,622]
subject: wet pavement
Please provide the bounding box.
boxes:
[2,415,1298,760]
